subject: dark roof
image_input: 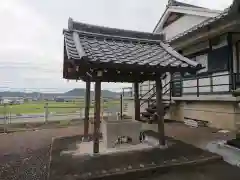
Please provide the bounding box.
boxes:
[168,0,239,42]
[168,0,207,9]
[63,19,202,82]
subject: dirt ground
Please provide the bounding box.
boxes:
[0,123,236,180]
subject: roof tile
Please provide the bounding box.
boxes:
[64,20,202,72]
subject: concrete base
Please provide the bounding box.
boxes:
[61,136,167,157]
[206,140,240,167]
[62,140,155,156]
[102,119,141,149]
[51,134,231,180]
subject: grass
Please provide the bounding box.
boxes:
[0,101,81,115]
[0,100,120,115]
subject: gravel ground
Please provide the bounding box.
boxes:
[0,123,236,180]
[0,126,87,180]
[0,147,50,180]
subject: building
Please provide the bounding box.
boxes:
[123,0,240,130]
[54,96,84,102]
[0,97,24,105]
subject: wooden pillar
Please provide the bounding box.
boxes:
[120,94,123,120]
[228,33,235,90]
[84,81,91,138]
[236,42,240,82]
[155,78,165,146]
[93,80,101,153]
[134,82,140,121]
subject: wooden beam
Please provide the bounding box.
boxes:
[84,81,91,138]
[93,80,101,153]
[155,78,165,146]
[134,82,140,121]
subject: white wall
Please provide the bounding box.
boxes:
[212,71,230,92]
[182,71,230,94]
[140,81,149,97]
[163,73,171,93]
[138,76,171,99]
[162,15,208,40]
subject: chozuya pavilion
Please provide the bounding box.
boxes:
[63,17,201,152]
[47,18,224,180]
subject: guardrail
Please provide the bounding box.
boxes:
[122,72,240,98]
[175,72,238,96]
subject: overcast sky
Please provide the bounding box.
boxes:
[0,0,233,93]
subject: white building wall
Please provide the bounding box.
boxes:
[132,19,237,100]
[163,73,171,93]
[162,15,208,40]
[182,71,230,94]
[140,81,149,97]
[137,76,172,100]
[212,71,230,92]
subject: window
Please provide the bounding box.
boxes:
[208,46,229,72]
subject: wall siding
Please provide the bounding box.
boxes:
[162,15,208,40]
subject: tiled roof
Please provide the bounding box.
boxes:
[64,19,202,72]
[168,0,238,42]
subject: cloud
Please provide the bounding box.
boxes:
[0,0,233,92]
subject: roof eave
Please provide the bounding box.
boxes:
[153,3,221,33]
[167,0,239,44]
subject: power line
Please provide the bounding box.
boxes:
[0,86,132,93]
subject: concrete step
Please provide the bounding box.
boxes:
[150,103,170,108]
[146,107,156,113]
[141,112,153,118]
[139,117,157,124]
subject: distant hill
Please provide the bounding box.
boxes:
[0,91,60,98]
[64,88,120,98]
[0,88,120,98]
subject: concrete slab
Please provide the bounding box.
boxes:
[49,133,223,180]
[206,140,240,167]
[61,140,155,157]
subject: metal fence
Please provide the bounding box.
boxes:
[0,102,81,125]
[177,72,235,96]
[0,100,120,133]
